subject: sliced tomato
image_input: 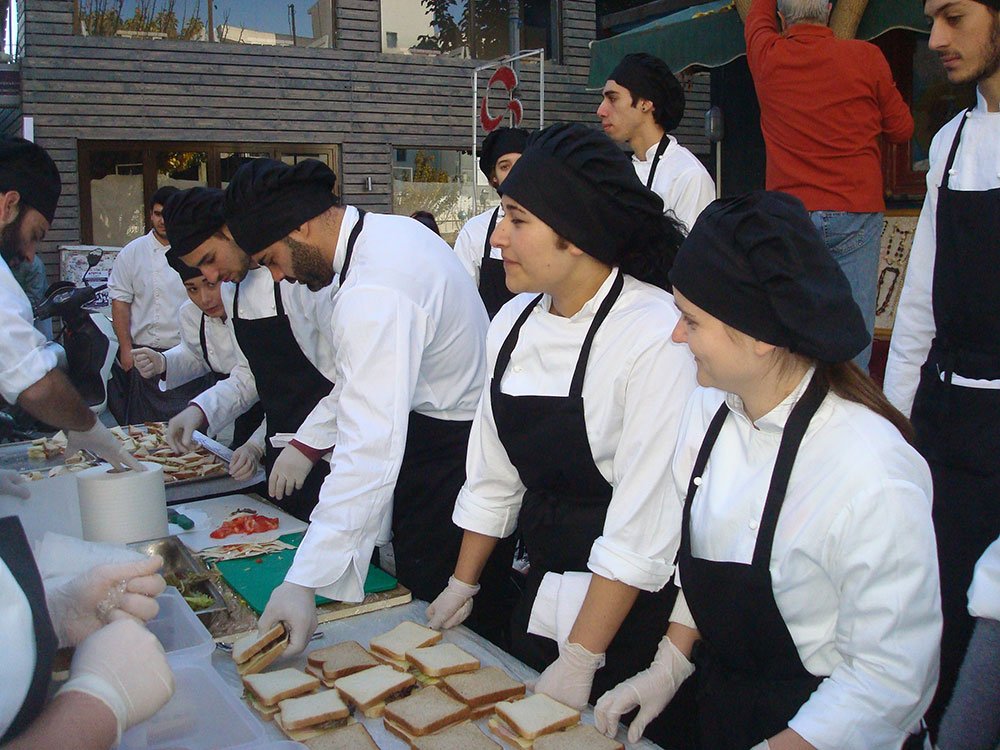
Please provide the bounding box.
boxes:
[209,514,279,539]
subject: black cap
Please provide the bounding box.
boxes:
[166,249,202,282]
[0,137,62,224]
[608,53,685,132]
[223,158,338,255]
[669,191,869,363]
[164,187,225,260]
[479,127,530,180]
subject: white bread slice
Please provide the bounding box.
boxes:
[494,694,580,741]
[334,664,417,718]
[532,724,625,750]
[232,623,288,675]
[242,668,320,706]
[277,689,350,732]
[369,621,442,662]
[383,685,471,737]
[316,641,380,681]
[245,692,280,721]
[488,716,533,749]
[411,721,503,750]
[305,662,336,688]
[440,666,526,708]
[406,643,480,678]
[303,722,379,749]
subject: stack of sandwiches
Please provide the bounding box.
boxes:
[306,640,380,687]
[369,621,443,671]
[410,722,502,750]
[273,689,354,741]
[532,725,625,750]
[231,623,288,675]
[382,685,471,744]
[242,667,320,721]
[334,664,418,718]
[302,723,380,749]
[488,694,582,748]
[439,666,527,720]
[407,643,480,685]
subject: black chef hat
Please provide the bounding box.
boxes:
[479,127,530,180]
[669,191,869,363]
[167,249,202,282]
[0,137,61,224]
[223,158,338,255]
[501,122,672,270]
[164,187,225,261]
[972,0,999,9]
[608,53,685,133]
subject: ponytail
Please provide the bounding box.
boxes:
[619,210,687,291]
[814,361,916,445]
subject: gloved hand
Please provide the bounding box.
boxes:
[258,581,317,656]
[426,575,479,629]
[166,405,206,454]
[749,742,770,750]
[46,555,166,647]
[594,635,695,743]
[533,640,606,710]
[132,348,166,380]
[229,440,263,481]
[66,421,144,472]
[59,618,174,741]
[268,445,315,501]
[0,469,30,499]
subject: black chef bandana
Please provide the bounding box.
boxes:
[607,53,685,133]
[223,158,338,255]
[500,122,665,267]
[167,250,202,282]
[479,127,530,180]
[669,191,869,363]
[164,187,224,261]
[0,137,61,224]
[971,0,1000,9]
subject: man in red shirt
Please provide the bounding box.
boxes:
[745,0,914,370]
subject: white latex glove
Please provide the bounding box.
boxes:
[594,635,695,743]
[749,742,770,750]
[268,444,315,501]
[229,440,263,482]
[59,618,174,741]
[166,405,206,454]
[65,421,144,472]
[426,575,479,629]
[533,640,606,710]
[258,581,317,656]
[46,555,166,647]
[131,347,166,380]
[0,469,30,499]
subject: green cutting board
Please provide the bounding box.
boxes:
[215,532,397,614]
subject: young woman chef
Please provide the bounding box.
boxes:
[594,191,941,750]
[426,122,699,748]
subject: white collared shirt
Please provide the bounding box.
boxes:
[885,90,1000,415]
[673,372,940,749]
[160,301,239,391]
[632,136,716,233]
[286,207,488,602]
[0,255,57,403]
[968,536,1000,621]
[0,559,35,738]
[454,271,697,591]
[107,230,189,349]
[453,204,503,286]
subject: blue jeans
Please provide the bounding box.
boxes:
[809,211,882,371]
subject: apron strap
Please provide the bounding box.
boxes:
[680,401,731,557]
[272,281,286,317]
[481,206,501,268]
[198,313,223,375]
[645,134,671,190]
[338,208,367,285]
[940,110,971,191]
[493,293,544,382]
[232,281,242,319]
[569,270,624,398]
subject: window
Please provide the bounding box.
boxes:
[74,1,336,48]
[79,142,340,246]
[379,0,559,59]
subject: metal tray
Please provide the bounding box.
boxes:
[128,535,228,618]
[0,439,99,475]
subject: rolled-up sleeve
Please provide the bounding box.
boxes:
[107,246,135,303]
[161,303,211,391]
[0,262,57,403]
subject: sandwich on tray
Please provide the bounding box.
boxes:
[411,720,503,750]
[231,622,289,675]
[532,724,625,750]
[382,685,471,744]
[242,667,320,720]
[488,693,581,749]
[334,663,417,718]
[306,640,380,686]
[368,620,442,671]
[439,666,526,719]
[407,642,480,685]
[303,722,379,750]
[274,689,353,742]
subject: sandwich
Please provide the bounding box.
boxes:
[369,621,442,671]
[303,722,379,749]
[305,641,380,686]
[488,694,581,748]
[242,667,320,720]
[532,724,625,750]
[231,623,289,675]
[383,685,471,744]
[411,721,502,750]
[439,666,526,719]
[274,689,353,741]
[406,643,480,684]
[334,663,417,718]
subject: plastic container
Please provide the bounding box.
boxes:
[146,585,215,665]
[119,657,266,750]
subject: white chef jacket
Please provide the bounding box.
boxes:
[159,301,239,391]
[885,90,1000,415]
[969,536,1000,621]
[191,267,337,449]
[0,559,36,738]
[453,204,503,286]
[673,372,940,750]
[107,231,188,350]
[454,271,698,592]
[0,256,57,404]
[286,207,488,602]
[633,136,716,233]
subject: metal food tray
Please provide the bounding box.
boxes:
[128,535,228,618]
[0,439,98,475]
[124,425,231,488]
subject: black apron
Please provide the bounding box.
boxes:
[491,271,691,746]
[108,348,215,426]
[199,313,265,449]
[0,516,57,744]
[231,274,337,522]
[909,110,1000,732]
[645,134,670,190]
[679,377,828,750]
[478,207,514,320]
